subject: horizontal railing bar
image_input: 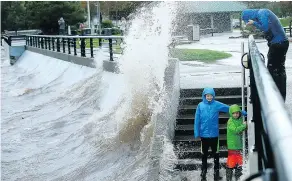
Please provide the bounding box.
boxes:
[26,35,124,39]
[248,34,292,181]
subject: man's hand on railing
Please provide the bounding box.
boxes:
[241,110,247,117]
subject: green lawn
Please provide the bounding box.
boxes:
[280,17,292,27]
[75,38,123,54]
[76,38,100,48]
[170,48,232,62]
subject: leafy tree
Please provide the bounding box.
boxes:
[24,1,86,34]
[1,1,25,32]
[1,1,86,34]
[243,1,292,18]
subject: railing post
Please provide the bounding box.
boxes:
[48,37,51,50]
[8,36,11,46]
[62,38,65,53]
[109,38,113,61]
[45,37,47,49]
[289,20,292,37]
[68,38,71,54]
[57,38,60,52]
[37,37,40,48]
[99,38,102,47]
[90,38,93,58]
[26,36,28,45]
[81,38,85,57]
[52,38,55,51]
[34,37,36,47]
[41,37,44,49]
[34,37,37,47]
[73,38,77,56]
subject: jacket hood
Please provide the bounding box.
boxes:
[229,104,242,117]
[242,9,259,23]
[202,87,215,103]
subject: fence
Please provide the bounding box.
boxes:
[25,35,124,61]
[244,35,292,181]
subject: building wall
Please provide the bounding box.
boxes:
[213,12,232,32]
[173,12,232,36]
[189,13,212,29]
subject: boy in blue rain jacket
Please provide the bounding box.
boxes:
[194,88,246,180]
[242,9,289,101]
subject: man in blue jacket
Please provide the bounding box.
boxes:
[242,9,289,101]
[195,88,246,180]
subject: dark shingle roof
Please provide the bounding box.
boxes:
[177,1,247,13]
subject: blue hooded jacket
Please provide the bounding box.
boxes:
[194,88,247,138]
[242,9,288,44]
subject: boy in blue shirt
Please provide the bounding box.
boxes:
[242,9,289,100]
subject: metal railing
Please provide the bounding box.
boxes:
[26,35,124,61]
[284,20,292,38]
[241,41,248,166]
[2,35,27,46]
[290,20,292,37]
[244,35,292,181]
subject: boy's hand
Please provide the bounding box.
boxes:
[243,121,248,127]
[247,20,254,25]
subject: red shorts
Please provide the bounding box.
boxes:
[226,150,243,168]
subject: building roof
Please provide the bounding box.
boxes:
[177,1,247,14]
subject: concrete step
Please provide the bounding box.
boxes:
[175,158,228,171]
[179,97,246,111]
[180,87,247,98]
[175,149,228,159]
[175,124,227,136]
[174,141,227,150]
[174,134,227,142]
[176,114,229,125]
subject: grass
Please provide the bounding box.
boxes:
[76,38,100,48]
[280,17,292,27]
[169,48,232,62]
[74,38,123,54]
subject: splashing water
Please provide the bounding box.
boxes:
[86,2,179,180]
[117,1,177,142]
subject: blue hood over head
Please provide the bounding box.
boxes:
[242,9,259,23]
[202,87,215,103]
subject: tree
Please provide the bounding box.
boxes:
[85,1,147,20]
[1,1,86,34]
[1,1,25,32]
[25,1,86,34]
[243,1,292,18]
[279,1,292,17]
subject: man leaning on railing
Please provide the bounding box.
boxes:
[242,9,289,101]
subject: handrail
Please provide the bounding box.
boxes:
[248,35,292,181]
[2,35,11,46]
[27,35,124,39]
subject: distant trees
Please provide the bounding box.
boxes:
[1,1,146,34]
[1,1,86,34]
[243,1,292,17]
